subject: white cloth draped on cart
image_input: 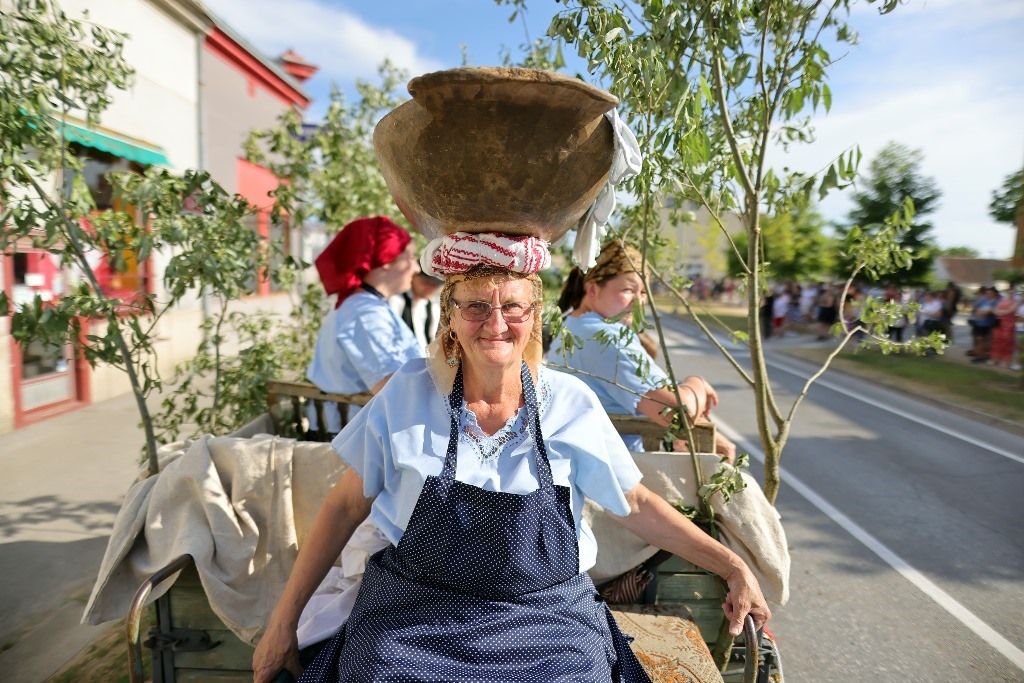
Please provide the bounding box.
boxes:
[81,432,347,645]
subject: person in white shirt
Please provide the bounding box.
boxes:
[918,290,944,336]
[389,272,443,350]
[772,285,790,336]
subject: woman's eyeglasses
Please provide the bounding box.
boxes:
[452,300,537,323]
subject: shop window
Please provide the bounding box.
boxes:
[12,252,70,379]
[67,144,148,301]
[21,339,70,379]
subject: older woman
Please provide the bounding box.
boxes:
[253,232,769,683]
[554,239,736,460]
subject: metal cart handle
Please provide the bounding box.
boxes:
[743,614,760,683]
[126,554,194,683]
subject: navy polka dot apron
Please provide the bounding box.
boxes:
[299,362,651,682]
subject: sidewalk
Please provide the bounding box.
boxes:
[0,392,145,683]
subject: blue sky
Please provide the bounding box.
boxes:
[205,0,1024,259]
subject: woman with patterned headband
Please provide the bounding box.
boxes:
[254,231,769,683]
[554,239,737,460]
[254,66,769,683]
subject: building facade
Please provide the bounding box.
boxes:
[0,0,313,433]
[657,197,738,283]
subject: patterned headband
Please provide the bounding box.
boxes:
[421,232,551,277]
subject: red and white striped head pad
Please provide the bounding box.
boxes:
[421,232,551,277]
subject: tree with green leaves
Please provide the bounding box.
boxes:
[503,0,944,505]
[835,142,941,285]
[936,245,980,258]
[726,202,835,281]
[244,62,408,239]
[989,167,1024,270]
[151,63,420,446]
[989,168,1024,225]
[1,1,274,474]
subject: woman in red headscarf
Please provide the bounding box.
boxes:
[306,215,423,433]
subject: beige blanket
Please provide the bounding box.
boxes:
[81,433,345,644]
[585,452,790,605]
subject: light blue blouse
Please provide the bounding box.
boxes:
[332,359,643,572]
[550,312,669,451]
[307,291,424,431]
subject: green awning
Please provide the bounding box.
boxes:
[60,120,170,167]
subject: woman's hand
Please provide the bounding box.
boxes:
[699,378,719,416]
[682,376,718,418]
[714,432,736,464]
[721,565,771,637]
[252,618,301,683]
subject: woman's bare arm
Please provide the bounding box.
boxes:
[636,376,717,427]
[252,468,374,683]
[610,483,770,636]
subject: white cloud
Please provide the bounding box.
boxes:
[202,0,444,83]
[778,73,1022,258]
[773,0,1024,259]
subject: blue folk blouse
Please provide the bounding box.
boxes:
[306,291,424,431]
[332,359,643,572]
[550,312,669,451]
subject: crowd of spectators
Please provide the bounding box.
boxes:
[755,280,1024,370]
[681,275,1024,371]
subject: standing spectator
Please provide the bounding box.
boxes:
[815,284,838,341]
[711,279,725,302]
[772,285,790,337]
[1014,293,1024,372]
[942,281,962,343]
[968,287,998,363]
[989,288,1019,367]
[918,290,944,339]
[842,287,864,340]
[800,282,818,323]
[786,283,803,327]
[761,286,776,339]
[885,284,909,342]
[725,279,737,305]
[390,272,443,351]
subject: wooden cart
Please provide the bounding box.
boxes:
[126,381,782,683]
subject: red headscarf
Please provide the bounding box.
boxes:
[315,216,411,307]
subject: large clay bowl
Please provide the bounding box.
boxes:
[374,67,618,242]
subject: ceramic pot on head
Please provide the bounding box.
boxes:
[373,66,619,243]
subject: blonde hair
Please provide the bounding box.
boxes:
[426,265,544,396]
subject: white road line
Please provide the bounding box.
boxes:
[715,418,1024,672]
[765,356,1024,466]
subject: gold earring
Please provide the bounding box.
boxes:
[445,329,459,366]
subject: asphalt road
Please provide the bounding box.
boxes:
[658,315,1024,682]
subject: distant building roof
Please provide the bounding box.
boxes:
[199,3,311,105]
[933,257,1011,287]
[278,49,319,83]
